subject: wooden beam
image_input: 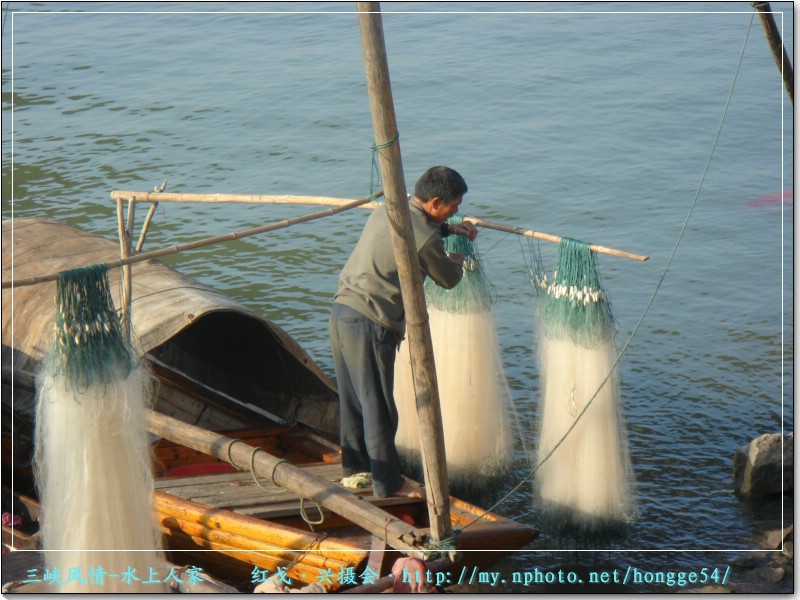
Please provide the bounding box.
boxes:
[146,410,432,559]
[357,1,452,544]
[752,2,794,105]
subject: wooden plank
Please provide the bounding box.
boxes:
[155,462,340,493]
[367,536,389,578]
[235,495,423,521]
[281,432,341,463]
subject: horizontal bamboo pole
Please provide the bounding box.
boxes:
[111,190,385,208]
[461,216,649,262]
[147,410,430,559]
[108,190,647,261]
[1,193,380,290]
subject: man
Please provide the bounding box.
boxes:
[329,166,478,498]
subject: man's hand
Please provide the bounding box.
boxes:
[449,221,478,240]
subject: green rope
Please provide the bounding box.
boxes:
[421,535,458,561]
[424,215,495,313]
[369,134,399,200]
[456,10,755,534]
[45,263,135,390]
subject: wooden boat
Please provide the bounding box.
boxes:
[1,218,537,592]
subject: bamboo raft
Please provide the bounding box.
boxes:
[1,218,537,593]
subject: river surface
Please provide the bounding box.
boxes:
[1,1,794,593]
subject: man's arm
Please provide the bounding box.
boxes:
[418,236,464,290]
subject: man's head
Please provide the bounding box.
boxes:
[413,166,468,224]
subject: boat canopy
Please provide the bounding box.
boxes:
[1,218,339,435]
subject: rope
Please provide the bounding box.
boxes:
[299,497,325,531]
[221,438,287,488]
[282,532,329,572]
[457,10,756,533]
[222,438,324,530]
[369,134,399,199]
[222,438,247,469]
[421,535,458,560]
[1,2,9,36]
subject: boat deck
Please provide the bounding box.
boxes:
[155,462,425,521]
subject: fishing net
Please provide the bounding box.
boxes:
[423,217,494,314]
[395,217,514,499]
[529,237,637,543]
[533,237,616,348]
[34,264,166,592]
[45,264,134,388]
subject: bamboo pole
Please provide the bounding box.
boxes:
[461,216,650,262]
[146,410,431,559]
[115,198,133,339]
[358,1,452,545]
[1,194,379,290]
[134,180,167,252]
[111,190,385,208]
[135,202,159,253]
[109,191,648,261]
[752,2,794,105]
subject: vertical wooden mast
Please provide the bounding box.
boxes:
[752,2,794,105]
[356,1,453,544]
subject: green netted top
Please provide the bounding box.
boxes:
[45,264,135,389]
[537,237,616,348]
[424,215,494,313]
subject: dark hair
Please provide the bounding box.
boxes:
[414,166,468,203]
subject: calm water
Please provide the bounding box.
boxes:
[2,1,794,592]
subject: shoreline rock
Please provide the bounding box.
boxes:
[733,432,793,498]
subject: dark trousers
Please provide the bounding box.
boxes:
[329,303,404,497]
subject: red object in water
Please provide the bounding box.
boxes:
[165,462,237,477]
[748,189,793,208]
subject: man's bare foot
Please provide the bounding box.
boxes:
[393,478,426,499]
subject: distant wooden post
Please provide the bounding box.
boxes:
[357,1,452,544]
[752,2,794,105]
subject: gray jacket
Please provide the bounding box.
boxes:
[334,201,463,338]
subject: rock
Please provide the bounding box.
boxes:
[730,555,756,570]
[757,525,794,549]
[756,565,785,584]
[733,432,793,497]
[783,541,793,558]
[692,585,731,593]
